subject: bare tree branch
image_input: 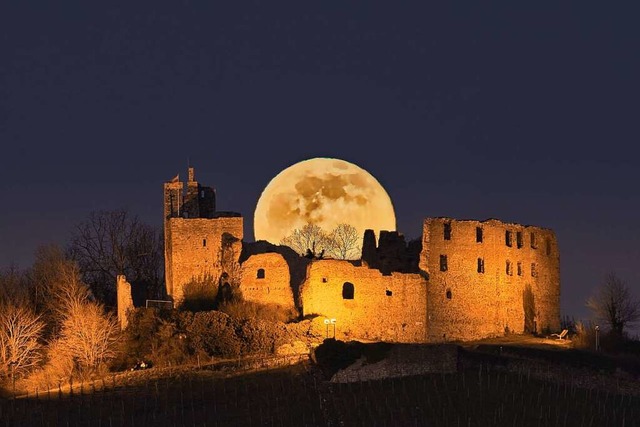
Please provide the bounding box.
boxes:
[586,271,640,335]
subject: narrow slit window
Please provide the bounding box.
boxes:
[446,289,452,300]
[202,239,207,247]
[530,232,537,249]
[444,222,452,240]
[516,232,523,248]
[531,263,537,277]
[440,255,448,272]
[342,282,354,299]
[477,258,485,274]
[505,230,513,247]
[517,262,523,276]
[257,268,265,279]
[476,227,483,243]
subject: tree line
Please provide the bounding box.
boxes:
[0,210,163,383]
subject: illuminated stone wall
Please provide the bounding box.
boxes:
[116,275,134,330]
[420,218,560,342]
[165,217,243,304]
[240,253,295,309]
[300,260,428,343]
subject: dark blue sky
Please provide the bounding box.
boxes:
[1,3,639,324]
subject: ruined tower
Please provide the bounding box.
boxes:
[163,168,243,304]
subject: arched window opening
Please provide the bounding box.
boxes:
[342,282,354,300]
[257,268,265,279]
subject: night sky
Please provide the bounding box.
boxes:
[2,3,639,325]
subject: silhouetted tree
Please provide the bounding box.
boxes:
[586,272,640,336]
[281,224,332,258]
[327,223,360,260]
[281,223,361,260]
[69,210,163,307]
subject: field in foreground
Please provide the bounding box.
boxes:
[1,358,639,427]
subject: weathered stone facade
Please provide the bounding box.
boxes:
[300,260,428,342]
[160,168,561,344]
[420,218,560,341]
[163,168,243,304]
[240,253,296,309]
[116,275,134,330]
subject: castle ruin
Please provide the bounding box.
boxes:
[160,168,560,342]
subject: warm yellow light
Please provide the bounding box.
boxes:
[254,157,396,252]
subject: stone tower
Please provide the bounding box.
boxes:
[163,168,242,304]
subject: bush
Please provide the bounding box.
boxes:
[114,308,194,369]
[187,311,242,358]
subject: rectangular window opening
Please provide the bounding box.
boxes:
[531,263,537,277]
[476,227,483,243]
[506,260,513,276]
[516,231,523,248]
[440,254,448,272]
[530,232,537,249]
[517,262,523,276]
[444,222,452,240]
[477,258,485,274]
[203,239,207,247]
[505,230,513,247]
[386,290,393,296]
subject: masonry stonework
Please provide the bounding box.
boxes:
[116,275,134,330]
[163,169,243,305]
[300,260,428,342]
[240,253,296,309]
[419,218,560,342]
[159,168,561,344]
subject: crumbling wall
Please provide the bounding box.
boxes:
[420,218,560,342]
[300,260,428,343]
[165,217,243,304]
[240,253,295,309]
[117,275,134,330]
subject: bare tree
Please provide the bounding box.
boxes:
[327,223,361,260]
[280,224,332,258]
[69,210,163,306]
[0,304,44,380]
[586,272,640,336]
[0,266,32,308]
[56,302,119,373]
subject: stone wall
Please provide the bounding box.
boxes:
[116,275,134,330]
[300,260,428,343]
[165,217,243,304]
[240,253,296,309]
[420,218,560,342]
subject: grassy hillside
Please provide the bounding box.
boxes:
[2,355,639,426]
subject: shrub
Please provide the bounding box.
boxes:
[187,311,242,358]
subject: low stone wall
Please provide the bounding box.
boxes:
[330,344,459,383]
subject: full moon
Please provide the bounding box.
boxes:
[254,157,396,252]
